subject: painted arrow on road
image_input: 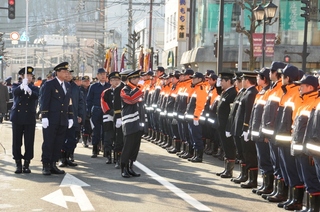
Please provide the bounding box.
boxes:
[41,173,94,211]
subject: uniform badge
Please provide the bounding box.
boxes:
[55,89,59,93]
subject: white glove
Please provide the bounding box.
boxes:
[24,85,32,95]
[172,118,178,125]
[225,131,232,138]
[216,77,221,87]
[22,78,28,86]
[193,119,199,126]
[42,118,49,129]
[19,84,24,90]
[68,119,74,129]
[137,80,145,85]
[242,131,249,142]
[116,118,122,128]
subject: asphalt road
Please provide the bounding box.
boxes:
[0,120,285,212]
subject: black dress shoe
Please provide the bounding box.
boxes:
[42,163,51,175]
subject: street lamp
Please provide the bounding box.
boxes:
[253,1,278,67]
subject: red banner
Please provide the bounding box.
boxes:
[252,33,275,58]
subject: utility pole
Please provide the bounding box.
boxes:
[149,0,153,70]
[128,0,133,69]
[217,0,224,74]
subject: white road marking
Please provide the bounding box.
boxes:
[135,161,212,211]
[41,174,94,211]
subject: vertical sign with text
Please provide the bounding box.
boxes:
[177,0,187,41]
[253,33,275,58]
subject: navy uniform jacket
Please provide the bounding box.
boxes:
[10,83,39,125]
[70,81,84,129]
[41,78,73,126]
[216,86,237,130]
[86,82,110,115]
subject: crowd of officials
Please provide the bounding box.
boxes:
[2,60,320,211]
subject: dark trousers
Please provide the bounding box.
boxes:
[242,139,258,169]
[255,141,273,175]
[153,112,160,131]
[114,126,124,153]
[218,129,236,160]
[279,145,303,187]
[296,154,320,193]
[313,156,320,182]
[103,121,114,152]
[91,107,103,145]
[148,111,155,130]
[121,131,142,164]
[62,126,77,152]
[234,135,244,161]
[187,120,203,150]
[42,124,67,163]
[268,139,282,179]
[82,119,92,136]
[12,123,36,160]
[177,119,188,143]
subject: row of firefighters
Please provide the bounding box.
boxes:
[129,62,320,211]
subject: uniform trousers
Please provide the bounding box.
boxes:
[12,123,36,160]
[42,124,67,163]
[169,118,180,139]
[103,121,114,152]
[121,131,142,164]
[62,126,77,152]
[268,139,283,179]
[153,112,160,132]
[177,118,187,142]
[279,145,303,187]
[313,156,320,182]
[241,139,258,169]
[187,120,203,150]
[255,141,273,175]
[114,126,124,153]
[148,111,155,130]
[218,130,236,160]
[82,119,92,136]
[234,136,244,161]
[296,154,320,193]
[91,107,103,145]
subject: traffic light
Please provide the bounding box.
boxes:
[8,0,15,19]
[301,0,310,21]
[213,40,217,58]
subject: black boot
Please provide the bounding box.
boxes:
[284,187,304,210]
[277,186,293,208]
[156,133,164,145]
[232,164,248,183]
[50,162,65,174]
[204,139,211,154]
[191,149,203,163]
[252,174,265,194]
[22,160,31,173]
[114,152,120,169]
[162,137,172,149]
[267,179,288,203]
[221,160,235,178]
[14,159,22,174]
[256,173,274,195]
[216,159,227,176]
[105,151,112,164]
[42,162,51,175]
[121,163,130,178]
[168,140,181,154]
[58,151,68,167]
[69,149,75,162]
[241,169,258,188]
[151,131,160,143]
[127,161,141,177]
[176,141,186,157]
[91,145,98,158]
[308,194,320,212]
[262,177,278,200]
[181,143,193,159]
[66,152,78,166]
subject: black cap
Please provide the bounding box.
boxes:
[206,70,215,76]
[270,61,286,72]
[73,76,81,81]
[82,75,90,81]
[5,76,12,82]
[108,72,121,80]
[206,72,218,80]
[280,65,300,81]
[241,71,258,78]
[37,77,42,80]
[159,73,168,79]
[190,72,205,79]
[294,75,319,88]
[46,71,53,78]
[219,71,234,79]
[127,70,141,79]
[54,62,69,72]
[141,70,153,76]
[233,71,243,80]
[299,70,305,79]
[256,68,270,80]
[97,68,106,74]
[182,68,194,76]
[18,66,34,75]
[157,66,165,72]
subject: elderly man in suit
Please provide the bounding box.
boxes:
[40,62,74,175]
